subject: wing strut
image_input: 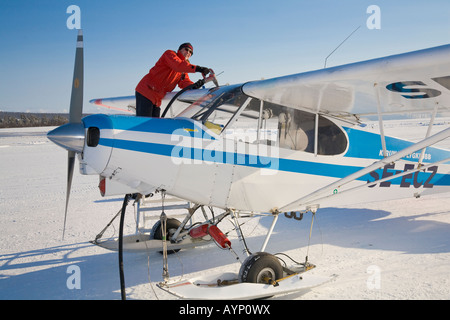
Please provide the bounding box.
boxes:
[301,155,450,209]
[280,127,450,212]
[374,83,388,158]
[418,103,439,165]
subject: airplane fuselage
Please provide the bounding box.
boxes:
[78,100,450,214]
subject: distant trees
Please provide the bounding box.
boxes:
[0,112,69,128]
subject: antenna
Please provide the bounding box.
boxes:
[324,25,361,68]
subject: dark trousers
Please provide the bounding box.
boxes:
[135,91,160,117]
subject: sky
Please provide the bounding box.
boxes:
[0,0,449,113]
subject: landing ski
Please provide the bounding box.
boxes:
[92,233,212,252]
[159,270,336,300]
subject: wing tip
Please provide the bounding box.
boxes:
[90,98,102,105]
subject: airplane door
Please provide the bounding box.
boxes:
[208,136,235,208]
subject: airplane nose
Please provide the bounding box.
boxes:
[47,122,85,153]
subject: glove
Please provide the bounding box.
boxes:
[195,66,210,77]
[192,79,205,89]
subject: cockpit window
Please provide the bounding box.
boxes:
[176,84,247,134]
[259,102,348,155]
[176,84,348,155]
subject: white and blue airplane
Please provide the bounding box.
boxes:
[48,30,450,298]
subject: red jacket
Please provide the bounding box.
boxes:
[136,50,196,107]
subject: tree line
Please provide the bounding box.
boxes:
[0,112,70,128]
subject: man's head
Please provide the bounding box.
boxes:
[178,43,193,58]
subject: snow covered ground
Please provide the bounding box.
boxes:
[1,122,450,300]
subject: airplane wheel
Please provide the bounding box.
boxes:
[152,218,181,254]
[238,252,283,284]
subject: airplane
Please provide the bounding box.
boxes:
[48,30,450,299]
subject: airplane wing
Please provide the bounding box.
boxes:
[89,88,211,115]
[242,44,450,122]
[90,96,136,113]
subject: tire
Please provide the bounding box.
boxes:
[238,252,283,284]
[151,218,181,254]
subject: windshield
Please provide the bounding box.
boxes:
[176,84,251,134]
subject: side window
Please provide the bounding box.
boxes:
[243,100,347,155]
[228,98,278,145]
[316,116,348,155]
[278,108,315,152]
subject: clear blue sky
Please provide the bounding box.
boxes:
[0,0,449,113]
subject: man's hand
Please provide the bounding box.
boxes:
[195,66,211,77]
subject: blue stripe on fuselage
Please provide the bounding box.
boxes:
[343,126,450,163]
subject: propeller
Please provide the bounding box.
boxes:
[47,30,85,239]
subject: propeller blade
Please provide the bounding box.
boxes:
[62,29,84,239]
[63,151,76,240]
[69,29,84,124]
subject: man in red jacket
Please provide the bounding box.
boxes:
[135,43,211,117]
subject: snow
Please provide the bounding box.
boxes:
[1,122,450,300]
